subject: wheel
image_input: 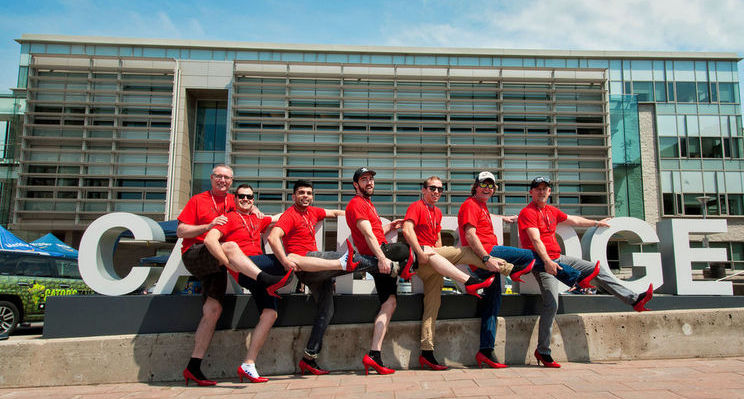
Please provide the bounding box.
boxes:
[0,300,19,335]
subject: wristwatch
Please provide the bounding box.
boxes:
[482,255,491,263]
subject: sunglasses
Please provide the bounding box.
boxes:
[426,185,444,193]
[236,193,255,200]
[478,182,495,189]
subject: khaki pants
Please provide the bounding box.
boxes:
[418,246,513,350]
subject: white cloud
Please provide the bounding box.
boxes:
[387,0,744,53]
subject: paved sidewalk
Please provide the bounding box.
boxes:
[1,356,743,399]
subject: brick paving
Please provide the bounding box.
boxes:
[1,357,743,399]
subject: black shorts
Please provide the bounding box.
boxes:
[182,243,226,302]
[370,242,412,303]
[237,254,284,312]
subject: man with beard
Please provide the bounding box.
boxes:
[345,167,413,375]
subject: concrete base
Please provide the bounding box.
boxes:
[2,308,744,388]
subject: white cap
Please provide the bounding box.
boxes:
[476,171,496,182]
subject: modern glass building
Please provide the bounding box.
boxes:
[6,34,743,269]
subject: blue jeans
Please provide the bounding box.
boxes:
[475,246,582,350]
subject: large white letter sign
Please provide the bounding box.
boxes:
[582,217,664,293]
[657,219,732,295]
[79,213,162,296]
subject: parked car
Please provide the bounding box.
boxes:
[0,252,91,335]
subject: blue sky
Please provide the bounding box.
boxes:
[1,0,742,99]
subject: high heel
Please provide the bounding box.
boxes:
[419,355,448,370]
[534,349,561,368]
[578,260,600,289]
[299,358,330,375]
[182,368,217,386]
[399,247,416,280]
[633,283,654,312]
[475,351,507,368]
[237,365,269,383]
[345,239,360,272]
[362,354,395,375]
[465,275,495,299]
[266,270,293,298]
[510,259,535,283]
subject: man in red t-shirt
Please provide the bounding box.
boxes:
[518,176,653,368]
[402,176,535,370]
[268,179,364,375]
[345,167,412,375]
[177,165,285,386]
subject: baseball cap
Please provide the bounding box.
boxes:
[353,167,376,182]
[530,176,552,189]
[476,171,496,182]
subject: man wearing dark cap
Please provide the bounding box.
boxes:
[345,167,413,375]
[518,176,654,368]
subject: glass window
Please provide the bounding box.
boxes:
[686,137,701,158]
[654,82,667,102]
[676,82,697,102]
[701,137,723,158]
[632,81,653,101]
[674,61,695,81]
[697,82,710,103]
[659,137,679,158]
[719,83,736,103]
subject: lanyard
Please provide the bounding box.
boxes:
[236,211,259,246]
[210,192,227,216]
[295,205,316,236]
[539,207,552,230]
[422,200,438,232]
[357,195,380,222]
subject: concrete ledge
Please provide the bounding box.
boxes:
[2,308,743,388]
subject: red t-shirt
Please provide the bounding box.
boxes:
[345,195,386,256]
[214,210,272,281]
[177,191,235,253]
[457,196,499,254]
[518,202,567,260]
[404,200,441,247]
[274,205,326,256]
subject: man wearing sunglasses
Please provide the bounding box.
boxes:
[177,165,289,386]
[402,176,536,370]
[457,171,589,368]
[518,176,654,368]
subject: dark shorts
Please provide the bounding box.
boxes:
[238,254,284,312]
[182,243,227,302]
[372,242,412,303]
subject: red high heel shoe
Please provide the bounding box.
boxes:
[419,355,448,370]
[534,349,561,368]
[237,365,269,383]
[362,354,395,375]
[578,260,600,289]
[266,270,293,298]
[465,275,496,299]
[182,368,217,386]
[510,259,535,283]
[345,239,360,272]
[299,358,330,375]
[475,352,507,368]
[633,283,654,312]
[399,247,416,280]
